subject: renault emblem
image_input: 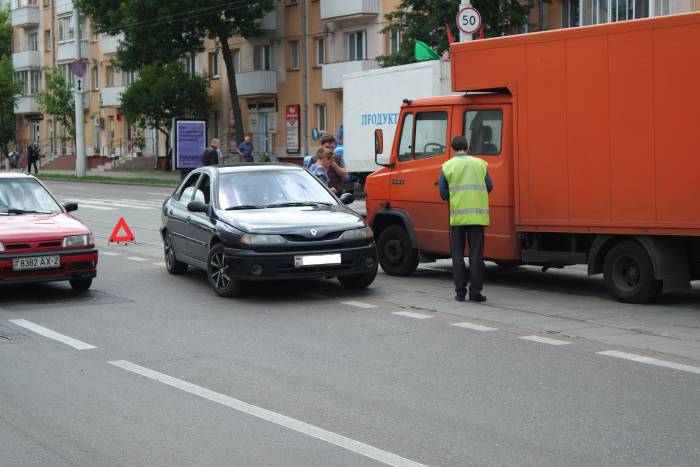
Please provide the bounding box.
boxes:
[310,229,318,236]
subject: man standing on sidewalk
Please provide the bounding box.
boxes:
[201,138,221,166]
[438,136,493,303]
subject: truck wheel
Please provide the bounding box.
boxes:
[377,225,418,276]
[603,241,662,303]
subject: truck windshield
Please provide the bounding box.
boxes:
[465,109,503,155]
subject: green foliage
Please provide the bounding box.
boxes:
[75,0,275,144]
[0,6,11,58]
[378,0,531,67]
[37,70,75,139]
[0,57,22,158]
[120,62,211,149]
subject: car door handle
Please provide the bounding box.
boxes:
[186,216,192,223]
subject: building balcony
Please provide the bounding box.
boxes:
[320,0,379,20]
[236,70,277,96]
[322,60,378,90]
[100,86,126,107]
[57,40,90,62]
[12,50,41,70]
[55,0,74,16]
[100,33,124,55]
[10,2,40,28]
[14,95,40,114]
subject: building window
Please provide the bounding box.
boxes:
[347,31,366,61]
[232,49,240,73]
[289,40,299,70]
[105,65,114,87]
[254,45,272,71]
[182,55,196,77]
[44,30,51,51]
[316,104,327,132]
[58,63,74,85]
[125,70,136,85]
[92,65,99,90]
[208,52,219,78]
[14,70,41,95]
[390,28,400,55]
[58,16,73,42]
[26,32,38,51]
[316,38,325,65]
[563,0,660,27]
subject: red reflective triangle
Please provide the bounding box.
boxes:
[108,217,135,243]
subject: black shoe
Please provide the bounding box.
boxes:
[454,294,466,302]
[469,294,487,303]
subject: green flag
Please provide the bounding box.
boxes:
[414,40,440,62]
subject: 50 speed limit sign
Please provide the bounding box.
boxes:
[456,6,481,34]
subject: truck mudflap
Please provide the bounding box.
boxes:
[589,235,691,292]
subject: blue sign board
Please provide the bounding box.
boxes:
[174,119,207,169]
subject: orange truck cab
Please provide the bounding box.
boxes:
[365,12,700,303]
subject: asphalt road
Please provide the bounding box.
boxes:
[0,180,699,467]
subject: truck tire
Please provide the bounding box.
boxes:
[603,241,662,303]
[377,225,419,276]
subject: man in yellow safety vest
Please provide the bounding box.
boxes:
[438,136,493,302]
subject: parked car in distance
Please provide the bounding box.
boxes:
[160,164,377,297]
[0,173,97,290]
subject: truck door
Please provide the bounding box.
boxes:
[458,105,518,260]
[391,108,451,254]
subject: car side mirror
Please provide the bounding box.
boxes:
[187,200,208,213]
[339,192,354,205]
[64,202,78,212]
[374,128,393,168]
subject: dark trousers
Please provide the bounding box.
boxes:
[28,160,38,174]
[450,225,485,297]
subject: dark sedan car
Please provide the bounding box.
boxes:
[160,164,377,297]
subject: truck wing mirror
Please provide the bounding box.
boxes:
[374,128,392,168]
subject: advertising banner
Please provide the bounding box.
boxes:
[286,105,300,155]
[174,119,207,169]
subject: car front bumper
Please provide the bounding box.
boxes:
[223,243,377,280]
[0,248,98,284]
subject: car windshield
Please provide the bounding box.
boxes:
[218,169,337,210]
[0,178,63,214]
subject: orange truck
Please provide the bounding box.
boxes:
[365,12,700,303]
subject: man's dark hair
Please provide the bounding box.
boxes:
[451,136,468,151]
[320,134,336,145]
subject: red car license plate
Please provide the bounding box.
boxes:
[12,255,61,271]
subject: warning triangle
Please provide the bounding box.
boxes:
[108,217,135,243]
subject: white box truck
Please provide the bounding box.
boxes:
[342,60,455,178]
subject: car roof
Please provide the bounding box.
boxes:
[201,163,306,174]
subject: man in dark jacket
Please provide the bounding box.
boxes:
[201,138,221,166]
[27,143,40,174]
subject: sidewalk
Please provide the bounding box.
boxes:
[40,169,181,181]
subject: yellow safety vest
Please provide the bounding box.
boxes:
[442,155,490,226]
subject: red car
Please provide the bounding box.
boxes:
[0,173,97,290]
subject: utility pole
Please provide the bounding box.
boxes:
[73,5,86,177]
[301,0,309,157]
[459,0,472,42]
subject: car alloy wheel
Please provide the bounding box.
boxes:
[207,244,241,297]
[164,232,187,275]
[210,251,231,289]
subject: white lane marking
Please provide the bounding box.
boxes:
[109,360,427,467]
[392,311,434,320]
[519,335,571,346]
[451,322,497,332]
[147,192,170,196]
[126,256,148,262]
[152,262,166,267]
[100,251,121,256]
[75,203,116,211]
[418,266,447,273]
[9,319,96,350]
[341,301,378,309]
[598,351,700,375]
[89,202,154,210]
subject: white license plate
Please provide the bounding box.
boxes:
[12,255,61,271]
[294,253,342,268]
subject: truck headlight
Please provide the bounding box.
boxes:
[340,227,373,241]
[63,234,95,247]
[240,234,286,246]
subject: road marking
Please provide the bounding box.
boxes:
[100,251,121,256]
[418,266,446,273]
[9,319,96,350]
[76,203,117,211]
[152,262,166,267]
[392,311,434,320]
[341,301,378,309]
[109,360,427,467]
[451,322,497,331]
[126,256,148,262]
[597,351,700,375]
[147,192,170,196]
[519,335,571,346]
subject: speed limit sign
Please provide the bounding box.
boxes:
[456,6,481,34]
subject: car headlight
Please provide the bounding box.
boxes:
[340,227,374,241]
[0,241,4,252]
[240,234,286,246]
[63,234,95,247]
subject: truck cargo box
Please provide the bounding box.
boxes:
[450,12,700,236]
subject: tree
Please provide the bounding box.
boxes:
[37,70,75,142]
[75,0,274,145]
[378,0,531,67]
[0,7,20,160]
[120,62,211,157]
